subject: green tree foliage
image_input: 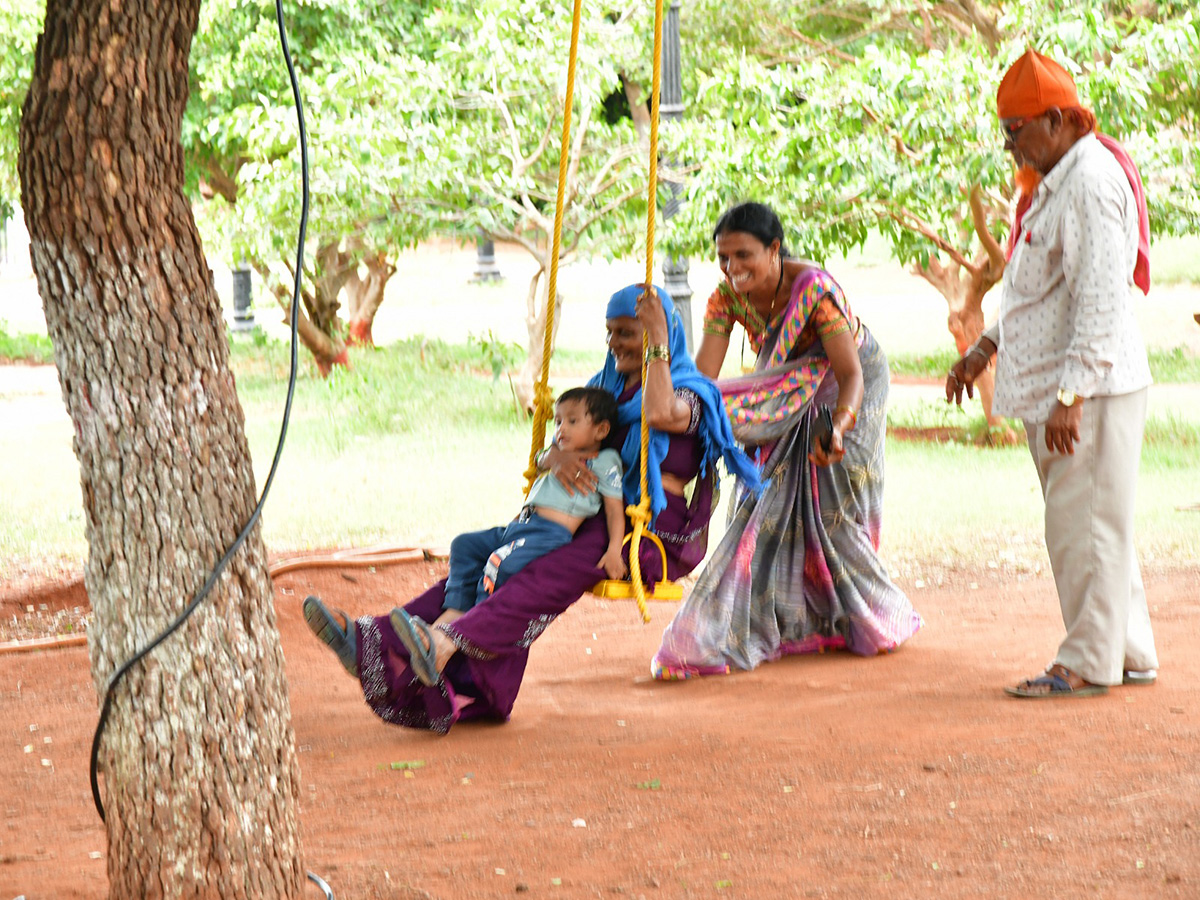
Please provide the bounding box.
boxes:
[188,0,448,367]
[414,0,656,404]
[2,0,1195,384]
[0,0,41,221]
[665,0,1199,259]
[186,0,657,380]
[655,0,1199,428]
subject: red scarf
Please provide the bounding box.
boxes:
[1005,134,1151,295]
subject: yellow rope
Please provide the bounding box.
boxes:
[627,0,666,624]
[522,0,668,625]
[524,0,585,495]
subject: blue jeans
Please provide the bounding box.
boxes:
[442,510,574,613]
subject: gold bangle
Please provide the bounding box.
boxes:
[645,344,671,365]
[834,404,858,428]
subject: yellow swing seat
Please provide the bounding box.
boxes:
[590,532,683,601]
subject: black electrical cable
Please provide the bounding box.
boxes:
[87,2,322,892]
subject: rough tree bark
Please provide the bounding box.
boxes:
[18,0,306,896]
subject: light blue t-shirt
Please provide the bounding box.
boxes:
[525,448,623,518]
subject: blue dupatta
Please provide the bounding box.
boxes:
[588,284,759,523]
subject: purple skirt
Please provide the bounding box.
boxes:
[355,489,704,734]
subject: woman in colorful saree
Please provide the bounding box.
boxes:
[651,202,923,680]
[303,283,758,733]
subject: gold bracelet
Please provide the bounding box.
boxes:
[834,404,858,428]
[645,344,671,365]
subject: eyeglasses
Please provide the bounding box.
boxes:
[1002,115,1036,141]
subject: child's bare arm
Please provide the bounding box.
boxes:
[598,493,628,580]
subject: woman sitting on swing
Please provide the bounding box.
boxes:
[304,283,757,733]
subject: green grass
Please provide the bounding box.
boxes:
[886,349,961,380]
[2,330,1198,578]
[887,397,1200,448]
[878,438,1200,575]
[887,346,1200,383]
[0,322,54,364]
[1148,346,1200,382]
[227,333,603,553]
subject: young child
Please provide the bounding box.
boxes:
[391,386,628,685]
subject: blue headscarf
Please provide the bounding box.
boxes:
[588,284,760,522]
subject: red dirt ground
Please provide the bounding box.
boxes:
[2,560,1198,899]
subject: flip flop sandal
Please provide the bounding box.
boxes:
[389,608,442,687]
[1004,668,1108,699]
[302,595,358,678]
[1123,668,1157,686]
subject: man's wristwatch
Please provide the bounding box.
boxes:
[1056,388,1077,408]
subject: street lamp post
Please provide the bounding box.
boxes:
[472,230,503,283]
[660,0,694,352]
[230,262,256,332]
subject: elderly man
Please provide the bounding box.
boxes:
[946,48,1158,698]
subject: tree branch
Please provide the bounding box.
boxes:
[572,184,649,245]
[585,143,641,199]
[621,73,652,140]
[934,0,999,50]
[877,202,978,273]
[494,81,525,175]
[768,30,857,65]
[195,157,242,204]
[514,116,557,179]
[564,103,592,209]
[969,183,1006,277]
[486,225,543,259]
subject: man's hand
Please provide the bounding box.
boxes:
[1045,399,1084,455]
[945,340,994,407]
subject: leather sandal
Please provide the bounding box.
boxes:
[389,608,442,687]
[302,595,358,678]
[1004,663,1108,699]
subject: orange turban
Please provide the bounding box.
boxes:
[996,48,1079,119]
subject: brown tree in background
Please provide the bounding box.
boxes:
[18,0,306,895]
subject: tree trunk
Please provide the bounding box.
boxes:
[620,73,651,142]
[513,266,562,412]
[913,250,1014,443]
[18,0,306,896]
[257,260,350,376]
[345,252,395,346]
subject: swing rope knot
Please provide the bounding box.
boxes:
[625,497,654,622]
[532,380,554,423]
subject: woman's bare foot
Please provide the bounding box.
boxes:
[428,609,463,674]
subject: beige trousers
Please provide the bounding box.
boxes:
[1023,388,1158,685]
